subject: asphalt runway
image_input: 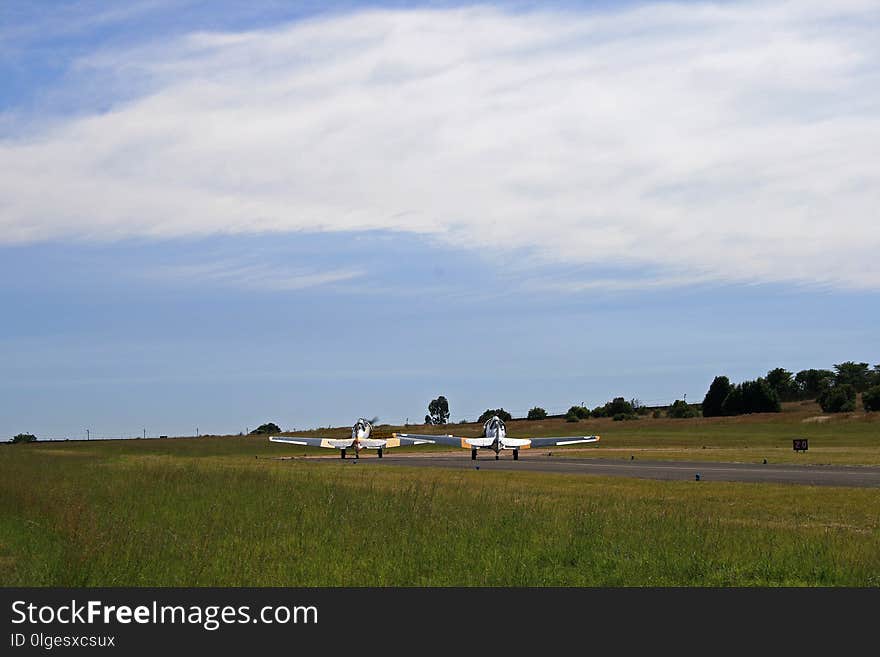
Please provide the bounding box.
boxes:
[358,453,880,488]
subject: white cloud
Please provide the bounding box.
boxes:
[146,260,363,291]
[2,2,879,288]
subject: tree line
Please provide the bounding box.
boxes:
[421,361,879,426]
[703,361,880,416]
[11,363,879,443]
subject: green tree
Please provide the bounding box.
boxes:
[721,385,744,416]
[667,399,697,418]
[834,361,872,392]
[721,379,780,415]
[527,407,547,420]
[565,405,590,420]
[818,384,857,413]
[862,385,880,412]
[742,378,781,413]
[702,376,733,417]
[631,398,650,415]
[477,408,512,424]
[427,395,450,425]
[250,422,281,435]
[11,433,37,443]
[766,368,797,402]
[794,369,835,400]
[604,397,634,417]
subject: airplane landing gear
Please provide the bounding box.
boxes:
[495,453,499,460]
[471,448,477,460]
[340,449,346,459]
[513,449,519,461]
[378,448,383,458]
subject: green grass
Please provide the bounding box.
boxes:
[2,427,879,586]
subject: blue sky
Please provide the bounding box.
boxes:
[2,1,878,438]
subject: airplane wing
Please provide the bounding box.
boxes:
[393,433,495,448]
[269,436,355,449]
[359,436,433,449]
[514,435,600,448]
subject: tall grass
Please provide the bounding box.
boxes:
[1,444,878,586]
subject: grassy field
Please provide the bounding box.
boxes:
[1,407,878,586]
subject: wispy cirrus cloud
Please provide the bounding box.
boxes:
[147,260,363,291]
[1,2,879,288]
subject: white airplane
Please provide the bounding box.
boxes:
[269,417,431,459]
[394,415,600,460]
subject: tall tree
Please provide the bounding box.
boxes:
[427,395,450,425]
[721,379,780,416]
[834,361,872,392]
[702,376,733,417]
[741,378,781,413]
[478,408,512,423]
[794,369,835,400]
[766,368,796,402]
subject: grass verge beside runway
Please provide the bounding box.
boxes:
[1,437,879,586]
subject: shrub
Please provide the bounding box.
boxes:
[250,423,281,435]
[565,415,579,423]
[11,433,37,444]
[863,386,880,412]
[651,410,662,419]
[565,405,590,420]
[604,397,634,417]
[612,413,637,421]
[592,406,608,418]
[527,407,548,420]
[818,384,856,413]
[667,399,697,418]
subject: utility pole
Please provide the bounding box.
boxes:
[197,427,200,437]
[143,428,146,439]
[86,429,90,441]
